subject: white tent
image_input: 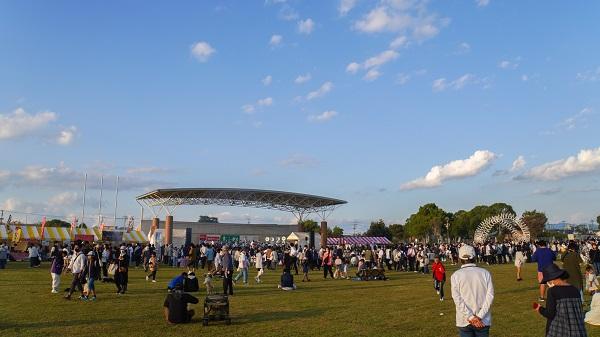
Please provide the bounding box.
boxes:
[287,232,320,249]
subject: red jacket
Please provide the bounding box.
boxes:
[431,261,446,282]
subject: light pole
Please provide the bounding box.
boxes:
[445,217,450,243]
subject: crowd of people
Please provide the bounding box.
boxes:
[2,237,600,336]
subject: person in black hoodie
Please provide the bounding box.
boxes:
[115,246,129,295]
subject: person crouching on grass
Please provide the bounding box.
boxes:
[534,263,587,337]
[163,284,199,324]
[432,256,446,301]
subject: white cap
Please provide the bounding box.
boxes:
[458,244,476,260]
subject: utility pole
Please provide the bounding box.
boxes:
[0,209,3,225]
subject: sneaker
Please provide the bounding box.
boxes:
[440,297,444,302]
[146,276,149,281]
[539,297,545,302]
[152,280,156,283]
[51,290,58,294]
[436,291,440,295]
[89,296,96,301]
[79,296,88,301]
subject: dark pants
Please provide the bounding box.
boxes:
[434,280,445,299]
[323,265,333,278]
[223,270,233,295]
[148,270,156,281]
[291,257,298,275]
[0,259,6,269]
[408,257,415,271]
[67,273,83,297]
[594,262,600,276]
[458,326,489,337]
[30,257,39,267]
[200,256,207,269]
[115,272,128,293]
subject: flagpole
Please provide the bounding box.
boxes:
[114,176,119,228]
[81,173,87,226]
[98,176,103,227]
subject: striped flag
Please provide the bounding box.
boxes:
[40,216,47,239]
[70,216,77,235]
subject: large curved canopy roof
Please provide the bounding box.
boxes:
[136,188,347,219]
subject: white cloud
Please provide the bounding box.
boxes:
[306,81,333,100]
[520,147,600,181]
[294,73,312,84]
[396,73,411,85]
[432,78,447,92]
[560,107,593,131]
[47,192,79,208]
[280,154,319,168]
[0,108,57,140]
[126,167,170,175]
[339,0,358,16]
[363,69,382,81]
[510,155,526,172]
[353,1,447,43]
[456,42,470,54]
[389,35,408,49]
[262,75,273,86]
[298,18,315,34]
[56,126,77,145]
[190,41,216,62]
[257,97,274,106]
[346,62,361,74]
[241,104,255,114]
[364,49,399,68]
[476,0,490,7]
[532,187,561,196]
[308,110,338,123]
[270,34,283,46]
[498,59,519,70]
[346,49,399,80]
[13,162,167,191]
[432,73,476,92]
[401,150,497,190]
[576,66,600,82]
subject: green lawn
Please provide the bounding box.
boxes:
[0,261,598,337]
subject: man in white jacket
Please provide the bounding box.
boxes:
[451,244,494,337]
[65,245,87,300]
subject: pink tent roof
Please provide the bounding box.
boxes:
[326,236,392,246]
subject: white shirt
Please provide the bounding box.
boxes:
[28,246,39,258]
[255,252,263,269]
[451,263,494,327]
[69,252,87,274]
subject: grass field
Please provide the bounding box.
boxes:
[0,261,599,337]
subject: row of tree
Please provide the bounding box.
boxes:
[301,202,553,243]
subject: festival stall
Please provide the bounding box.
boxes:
[122,231,148,244]
[0,225,8,242]
[73,227,100,242]
[287,232,321,249]
[326,236,392,246]
[41,227,72,243]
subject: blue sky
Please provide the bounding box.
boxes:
[1,0,599,230]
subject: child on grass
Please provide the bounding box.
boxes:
[586,265,599,295]
[431,256,446,301]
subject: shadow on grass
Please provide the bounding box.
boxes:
[0,318,128,330]
[228,308,325,325]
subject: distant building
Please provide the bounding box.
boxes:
[141,219,296,244]
[198,216,219,223]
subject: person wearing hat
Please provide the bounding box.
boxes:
[451,244,494,337]
[115,246,130,295]
[534,263,587,337]
[81,251,100,301]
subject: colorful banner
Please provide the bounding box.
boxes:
[40,217,46,240]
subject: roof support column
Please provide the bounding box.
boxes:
[165,215,173,246]
[320,221,327,248]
